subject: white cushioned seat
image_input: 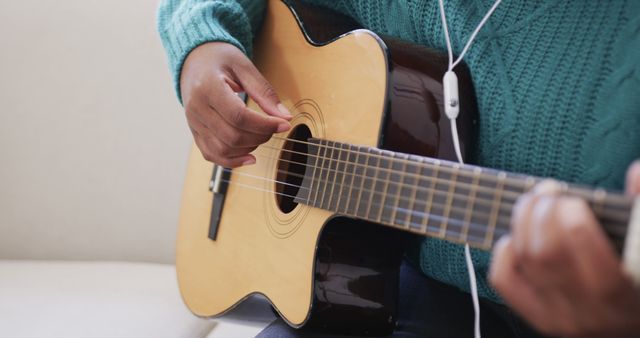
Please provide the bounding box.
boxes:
[0,260,214,338]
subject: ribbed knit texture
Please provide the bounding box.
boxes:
[157,0,640,302]
[156,0,266,102]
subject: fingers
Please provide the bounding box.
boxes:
[508,190,583,320]
[179,42,295,167]
[491,182,631,336]
[231,58,293,120]
[188,103,273,148]
[489,236,548,323]
[208,79,290,135]
[193,133,256,168]
[559,198,621,287]
[185,73,290,167]
[186,107,260,167]
[625,160,640,196]
[509,186,618,290]
[515,195,577,287]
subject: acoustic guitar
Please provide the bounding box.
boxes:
[176,0,640,335]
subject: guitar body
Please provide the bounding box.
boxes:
[177,0,476,335]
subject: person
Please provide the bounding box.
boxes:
[157,0,640,337]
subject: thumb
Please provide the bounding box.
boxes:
[625,160,640,196]
[233,61,292,121]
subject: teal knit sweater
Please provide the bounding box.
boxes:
[157,0,640,302]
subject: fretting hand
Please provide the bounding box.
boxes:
[490,161,640,338]
[180,42,292,167]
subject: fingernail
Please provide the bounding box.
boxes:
[276,122,291,133]
[558,197,590,228]
[242,157,256,166]
[532,179,562,195]
[277,103,293,119]
[626,160,640,196]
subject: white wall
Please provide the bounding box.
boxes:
[0,0,190,263]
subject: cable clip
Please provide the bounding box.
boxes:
[443,70,460,120]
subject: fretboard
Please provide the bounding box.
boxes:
[294,138,632,251]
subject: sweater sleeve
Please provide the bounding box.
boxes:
[156,0,267,102]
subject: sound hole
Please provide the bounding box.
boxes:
[276,124,312,214]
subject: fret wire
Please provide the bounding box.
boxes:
[227,174,628,252]
[223,173,626,245]
[320,143,333,208]
[318,140,333,209]
[421,159,440,234]
[264,142,530,202]
[392,158,409,228]
[335,186,509,247]
[230,166,504,232]
[338,144,353,212]
[405,156,420,229]
[376,151,393,223]
[343,144,358,215]
[224,177,503,246]
[439,164,459,238]
[256,152,632,227]
[379,200,506,249]
[269,137,634,213]
[380,211,507,249]
[339,143,352,214]
[262,139,628,236]
[270,136,534,191]
[485,172,507,248]
[355,151,370,218]
[227,176,630,247]
[328,142,344,211]
[365,151,382,218]
[337,143,350,211]
[264,142,635,210]
[461,167,482,242]
[307,142,321,205]
[327,140,340,210]
[261,151,634,222]
[311,139,328,206]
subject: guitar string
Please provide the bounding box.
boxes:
[263,143,529,203]
[271,135,536,189]
[219,177,627,243]
[247,150,632,223]
[258,151,632,223]
[221,178,511,245]
[225,167,628,238]
[255,154,522,213]
[229,166,629,234]
[272,136,632,207]
[229,167,514,226]
[266,138,633,220]
[269,136,632,207]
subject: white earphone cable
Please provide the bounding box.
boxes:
[437,1,502,337]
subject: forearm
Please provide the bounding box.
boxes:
[156,0,266,102]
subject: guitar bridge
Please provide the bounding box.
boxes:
[208,164,230,241]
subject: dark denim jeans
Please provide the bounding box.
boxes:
[256,260,545,338]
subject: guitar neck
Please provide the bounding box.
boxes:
[295,138,632,251]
